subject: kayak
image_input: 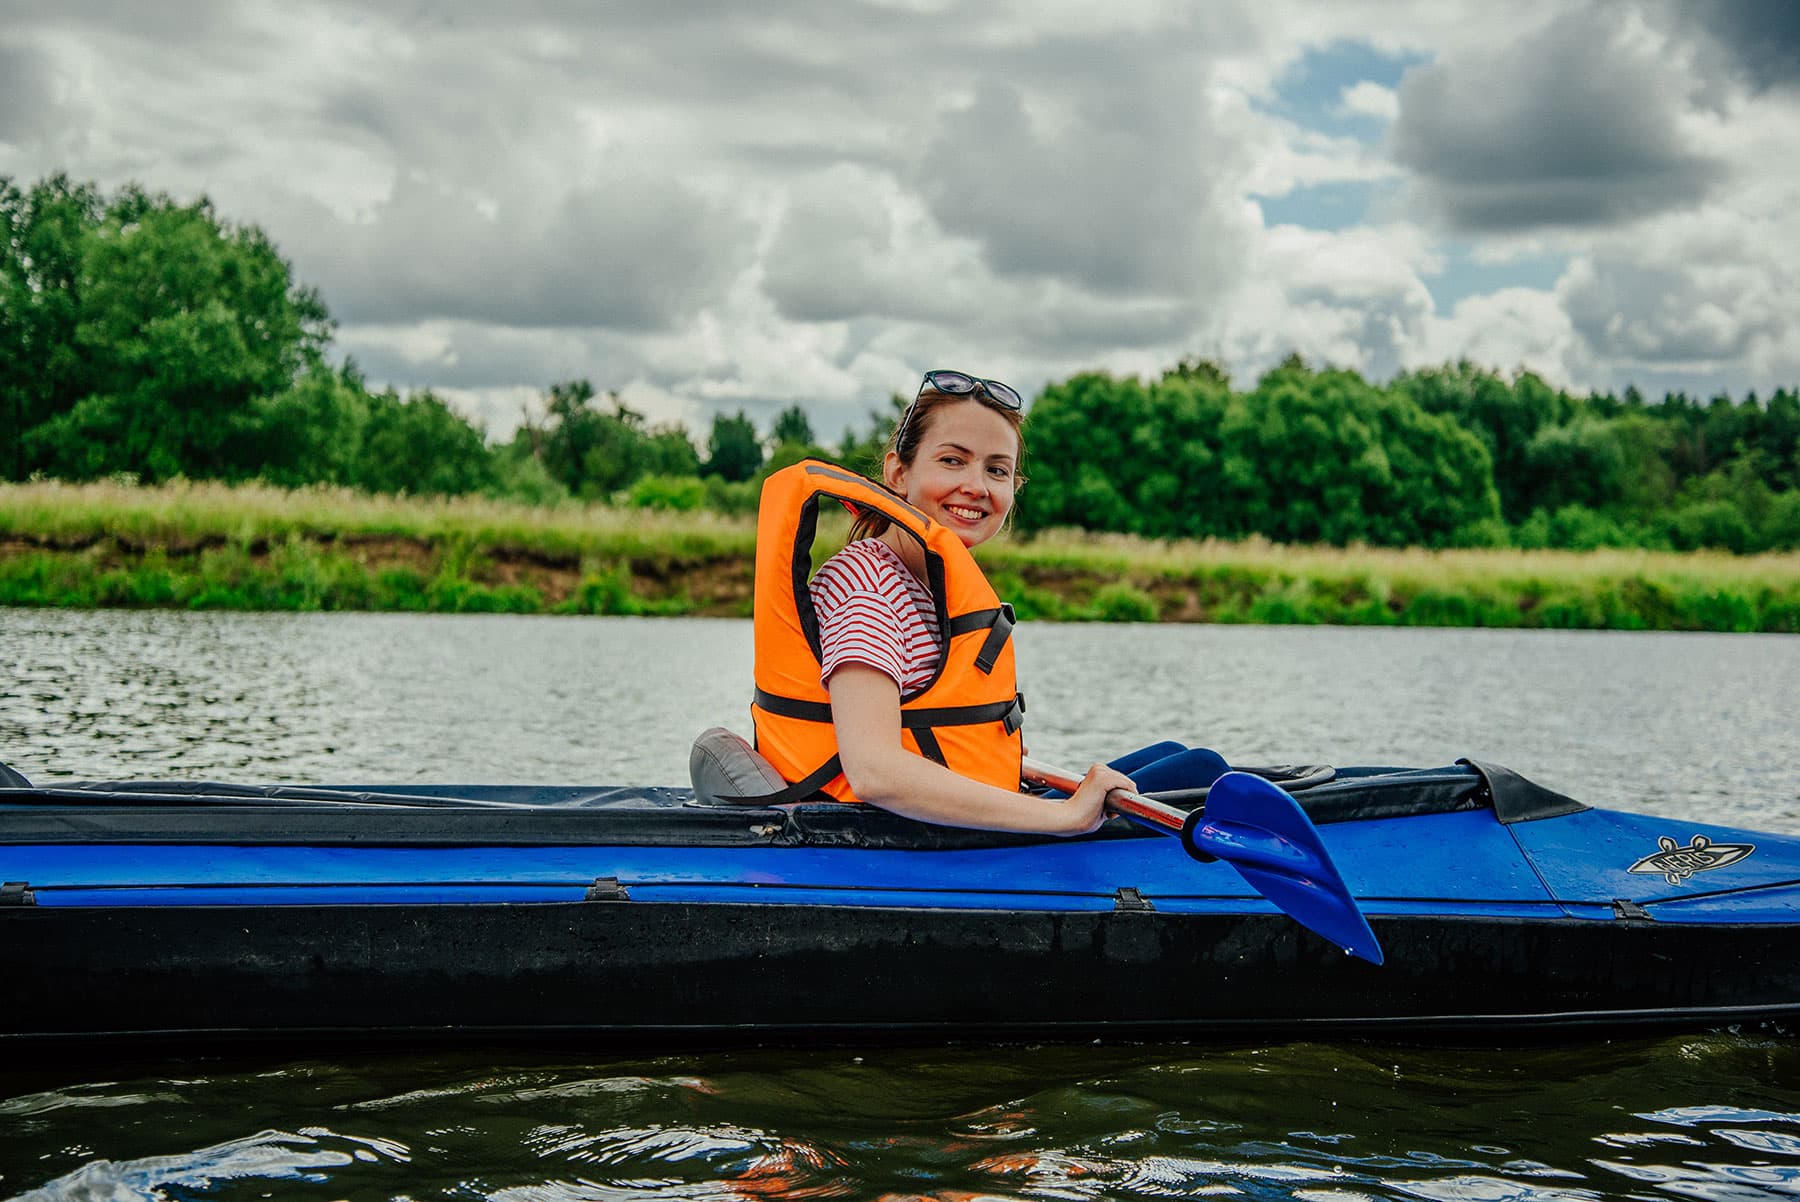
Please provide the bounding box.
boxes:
[3,757,1799,1048]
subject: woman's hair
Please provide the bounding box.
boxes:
[847,387,1027,543]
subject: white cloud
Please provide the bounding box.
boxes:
[0,0,1795,437]
[1338,80,1399,121]
[1415,287,1587,388]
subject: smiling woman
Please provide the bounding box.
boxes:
[703,370,1230,835]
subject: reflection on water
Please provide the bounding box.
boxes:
[3,610,1800,1199]
[5,1038,1800,1202]
[2,609,1797,826]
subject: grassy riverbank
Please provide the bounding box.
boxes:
[3,480,1798,631]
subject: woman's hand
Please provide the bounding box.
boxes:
[1057,762,1135,836]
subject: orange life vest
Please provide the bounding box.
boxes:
[744,459,1024,804]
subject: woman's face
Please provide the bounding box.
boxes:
[884,399,1020,548]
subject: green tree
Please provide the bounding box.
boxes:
[0,174,107,480]
[489,437,569,505]
[770,404,814,448]
[229,361,370,488]
[16,183,330,481]
[1763,388,1800,492]
[1520,418,1629,514]
[1396,362,1570,522]
[1607,413,1681,521]
[1010,372,1157,535]
[352,389,494,496]
[536,380,657,498]
[1209,361,1500,546]
[705,409,763,482]
[644,424,702,478]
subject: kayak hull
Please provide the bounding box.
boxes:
[6,896,1799,1047]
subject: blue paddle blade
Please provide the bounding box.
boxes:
[1184,771,1384,965]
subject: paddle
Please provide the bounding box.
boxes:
[1021,757,1384,965]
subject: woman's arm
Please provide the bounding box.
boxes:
[827,664,1128,835]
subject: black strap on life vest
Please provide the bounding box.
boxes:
[947,603,1015,674]
[744,688,1026,805]
[754,688,1025,734]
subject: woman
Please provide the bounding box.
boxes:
[742,370,1225,834]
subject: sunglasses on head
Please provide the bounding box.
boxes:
[920,369,1023,410]
[898,369,1025,448]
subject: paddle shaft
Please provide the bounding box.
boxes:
[1021,755,1385,965]
[1020,756,1186,834]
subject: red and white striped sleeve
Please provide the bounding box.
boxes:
[810,540,941,693]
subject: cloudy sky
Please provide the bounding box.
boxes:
[3,0,1798,441]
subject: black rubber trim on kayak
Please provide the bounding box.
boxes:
[0,803,794,848]
[1283,766,1490,824]
[777,805,1142,850]
[0,793,1149,851]
[0,781,696,809]
[1140,764,1337,808]
[1137,766,1487,825]
[0,760,1560,848]
[1461,758,1589,824]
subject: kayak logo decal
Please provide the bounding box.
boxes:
[1628,834,1755,886]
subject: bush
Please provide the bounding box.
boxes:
[1761,491,1800,552]
[1546,504,1632,550]
[1246,578,1325,624]
[1513,505,1634,550]
[1451,517,1512,549]
[563,562,641,615]
[488,453,569,506]
[1666,501,1756,553]
[703,476,761,517]
[626,474,707,511]
[986,569,1069,621]
[1087,582,1159,622]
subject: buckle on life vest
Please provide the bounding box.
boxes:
[1003,692,1025,735]
[975,603,1015,674]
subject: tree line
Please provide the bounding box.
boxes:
[1019,358,1800,552]
[4,174,1798,552]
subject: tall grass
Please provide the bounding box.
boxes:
[4,481,1799,630]
[982,531,1800,631]
[0,479,759,559]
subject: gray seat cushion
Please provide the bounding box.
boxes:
[688,727,788,806]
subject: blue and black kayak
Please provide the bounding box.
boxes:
[2,756,1798,1048]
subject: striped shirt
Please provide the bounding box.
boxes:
[811,538,942,695]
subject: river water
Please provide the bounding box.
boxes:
[3,611,1800,1200]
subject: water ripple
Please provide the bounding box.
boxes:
[9,1127,406,1202]
[1392,1174,1604,1202]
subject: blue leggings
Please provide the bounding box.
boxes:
[1043,740,1229,796]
